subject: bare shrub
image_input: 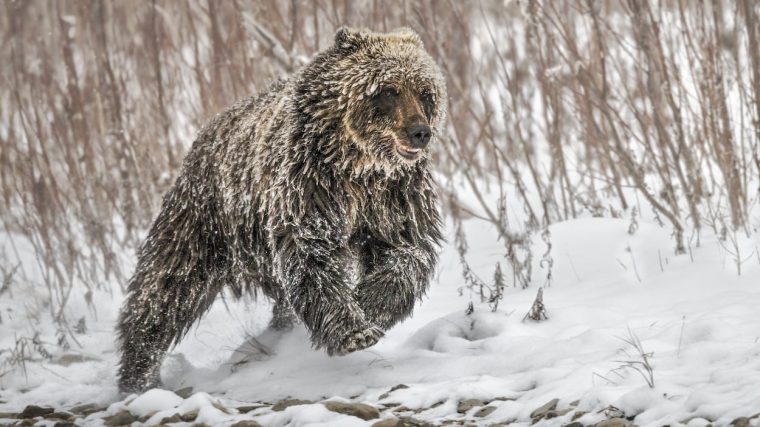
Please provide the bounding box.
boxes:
[612,327,655,389]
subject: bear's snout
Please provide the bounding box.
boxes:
[406,123,432,149]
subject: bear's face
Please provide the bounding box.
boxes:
[296,28,447,173]
[354,75,437,164]
[335,28,447,169]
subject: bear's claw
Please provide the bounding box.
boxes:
[333,326,384,355]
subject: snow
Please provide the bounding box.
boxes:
[126,389,184,417]
[1,215,760,426]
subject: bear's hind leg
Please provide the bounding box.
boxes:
[117,266,223,392]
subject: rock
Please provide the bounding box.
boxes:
[180,411,199,422]
[174,386,194,399]
[139,411,157,422]
[564,423,584,427]
[237,405,265,413]
[323,401,380,421]
[70,403,103,416]
[731,418,750,427]
[272,398,312,411]
[680,417,711,426]
[596,418,627,427]
[104,410,136,426]
[0,412,18,419]
[373,419,400,427]
[18,405,55,419]
[393,406,411,413]
[572,411,587,421]
[160,413,183,424]
[530,398,559,420]
[546,408,572,419]
[54,353,98,366]
[230,421,262,427]
[44,412,74,420]
[456,399,484,414]
[208,400,231,414]
[379,384,410,400]
[474,405,497,417]
[396,417,435,427]
[53,422,77,427]
[570,399,580,407]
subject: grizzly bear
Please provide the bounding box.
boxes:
[117,27,447,392]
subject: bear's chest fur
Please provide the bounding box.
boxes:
[343,174,415,246]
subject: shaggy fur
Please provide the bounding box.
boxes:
[117,27,447,392]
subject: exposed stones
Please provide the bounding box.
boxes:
[529,398,559,420]
[545,408,572,419]
[44,411,74,420]
[572,411,587,421]
[393,417,435,427]
[595,417,627,427]
[175,386,194,398]
[379,384,410,400]
[456,399,484,414]
[70,403,103,416]
[53,353,98,366]
[323,401,380,421]
[236,405,265,414]
[731,417,750,427]
[139,411,158,422]
[680,417,712,426]
[212,400,232,414]
[474,405,497,417]
[18,405,55,419]
[272,398,312,411]
[4,393,648,427]
[180,411,199,422]
[160,413,183,424]
[103,410,136,426]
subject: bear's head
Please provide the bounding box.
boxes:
[295,27,447,173]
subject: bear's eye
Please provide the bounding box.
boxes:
[420,91,435,117]
[372,87,398,115]
[379,87,398,99]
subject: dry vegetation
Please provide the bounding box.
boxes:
[1,0,759,327]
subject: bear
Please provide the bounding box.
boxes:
[116,27,447,393]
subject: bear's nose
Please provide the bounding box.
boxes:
[406,124,432,149]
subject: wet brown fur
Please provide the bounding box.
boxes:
[116,27,446,392]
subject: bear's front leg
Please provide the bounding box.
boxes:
[355,240,437,330]
[271,212,383,356]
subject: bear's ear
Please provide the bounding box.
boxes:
[391,27,424,47]
[333,27,365,53]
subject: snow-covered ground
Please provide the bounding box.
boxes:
[1,216,760,426]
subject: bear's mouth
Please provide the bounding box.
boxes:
[395,143,422,160]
